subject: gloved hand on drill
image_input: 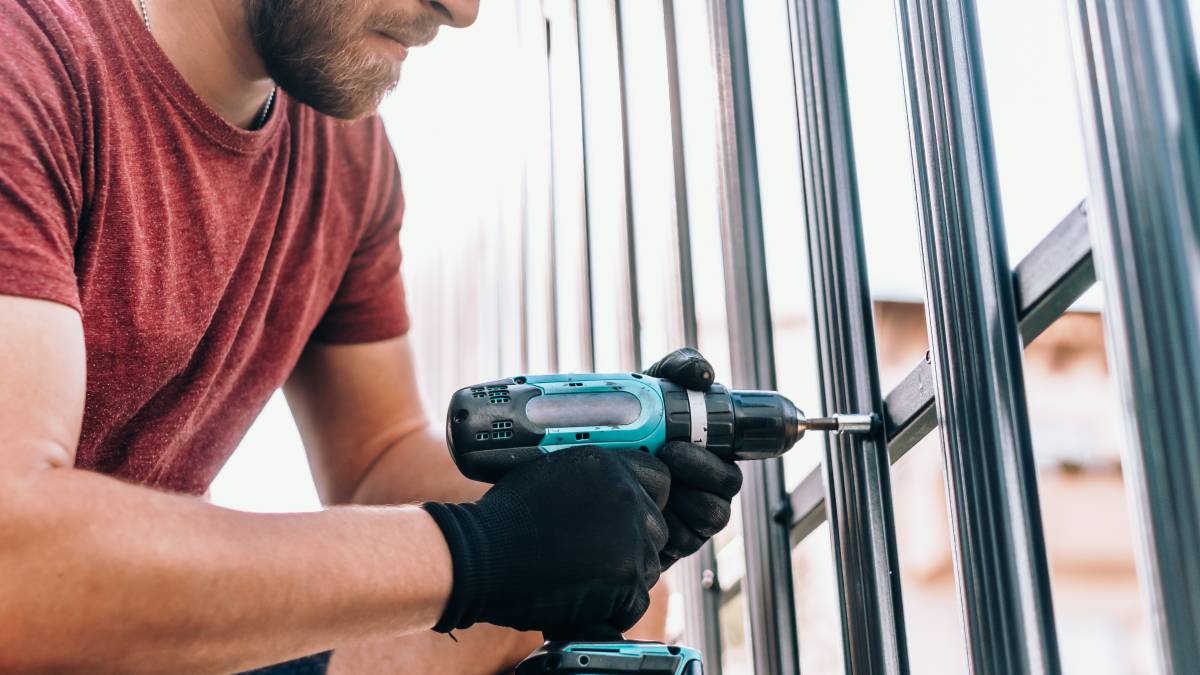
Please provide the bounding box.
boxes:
[424,348,742,634]
[643,348,743,570]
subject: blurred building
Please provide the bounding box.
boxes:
[795,304,1148,675]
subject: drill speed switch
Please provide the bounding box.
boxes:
[446,372,874,483]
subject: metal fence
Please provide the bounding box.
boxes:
[512,0,1200,672]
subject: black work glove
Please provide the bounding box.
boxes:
[424,446,670,635]
[644,348,744,570]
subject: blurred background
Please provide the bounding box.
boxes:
[209,0,1200,672]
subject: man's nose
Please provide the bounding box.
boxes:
[428,0,479,28]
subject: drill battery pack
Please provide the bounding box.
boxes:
[515,641,703,674]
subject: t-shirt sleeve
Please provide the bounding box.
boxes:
[310,143,411,344]
[0,5,84,312]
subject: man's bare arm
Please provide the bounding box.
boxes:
[284,334,485,506]
[284,336,669,675]
[285,336,543,674]
[0,295,454,674]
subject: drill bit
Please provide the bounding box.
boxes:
[801,413,876,434]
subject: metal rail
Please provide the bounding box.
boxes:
[786,0,909,672]
[561,0,591,371]
[1065,0,1200,670]
[663,0,698,352]
[662,0,723,668]
[893,0,1061,671]
[789,202,1091,534]
[708,0,800,672]
[575,0,636,370]
[613,0,642,370]
[553,0,1200,669]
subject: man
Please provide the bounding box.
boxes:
[0,0,743,673]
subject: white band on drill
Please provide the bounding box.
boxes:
[686,389,708,447]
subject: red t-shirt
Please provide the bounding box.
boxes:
[0,0,411,494]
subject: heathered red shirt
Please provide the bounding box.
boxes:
[0,0,411,494]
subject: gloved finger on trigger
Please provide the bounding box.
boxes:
[643,348,715,391]
[643,543,664,590]
[645,502,670,554]
[621,450,671,510]
[667,486,733,539]
[658,441,743,499]
[612,587,652,633]
[661,509,705,561]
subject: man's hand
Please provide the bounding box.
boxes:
[423,446,669,634]
[287,336,669,674]
[644,348,744,569]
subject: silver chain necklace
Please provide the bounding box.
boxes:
[135,0,276,130]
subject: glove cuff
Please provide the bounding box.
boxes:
[423,491,536,632]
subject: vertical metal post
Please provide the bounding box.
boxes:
[1064,1,1200,670]
[663,0,723,668]
[676,543,724,673]
[787,0,910,673]
[613,0,642,370]
[576,0,638,370]
[664,0,699,351]
[708,0,800,672]
[892,1,1062,673]
[544,34,560,374]
[556,0,595,367]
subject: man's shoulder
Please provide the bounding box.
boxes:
[8,0,100,51]
[5,0,105,90]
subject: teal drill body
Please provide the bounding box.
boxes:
[517,373,672,454]
[446,371,808,484]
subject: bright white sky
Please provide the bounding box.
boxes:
[210,0,1194,511]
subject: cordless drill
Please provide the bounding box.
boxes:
[445,371,874,674]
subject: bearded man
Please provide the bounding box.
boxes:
[0,1,743,673]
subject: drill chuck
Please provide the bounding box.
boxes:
[711,389,806,461]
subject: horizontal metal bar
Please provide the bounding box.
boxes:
[789,200,1093,543]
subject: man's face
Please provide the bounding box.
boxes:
[246,0,479,120]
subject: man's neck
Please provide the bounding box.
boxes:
[133,0,275,129]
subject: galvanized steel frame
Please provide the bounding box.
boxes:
[613,0,642,370]
[892,0,1062,672]
[551,0,1200,670]
[569,0,591,371]
[707,0,801,672]
[786,0,910,673]
[661,0,725,669]
[787,201,1095,543]
[1064,0,1200,670]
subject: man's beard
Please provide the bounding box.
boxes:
[245,0,439,120]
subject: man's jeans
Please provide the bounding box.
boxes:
[238,651,332,675]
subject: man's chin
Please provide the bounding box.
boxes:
[285,80,398,121]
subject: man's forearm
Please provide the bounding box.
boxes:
[350,426,487,505]
[0,466,451,674]
[339,427,544,675]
